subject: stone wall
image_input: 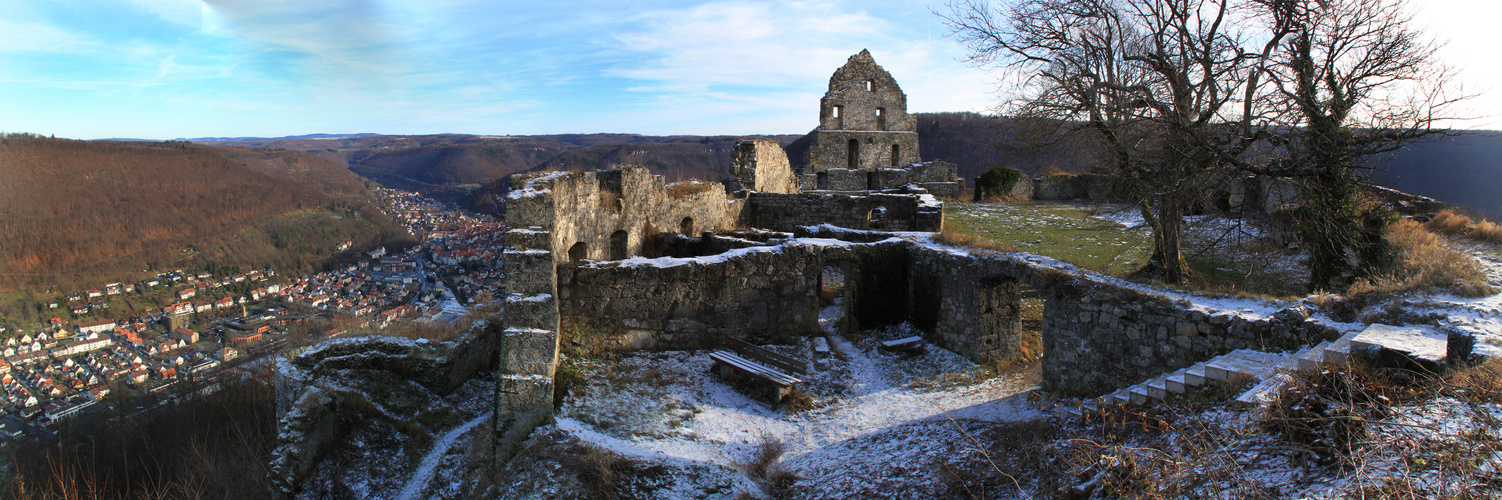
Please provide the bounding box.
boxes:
[508,167,740,264]
[729,139,799,194]
[807,132,922,173]
[798,161,962,199]
[555,243,839,354]
[806,50,921,173]
[740,191,943,232]
[907,247,1029,364]
[1038,279,1340,396]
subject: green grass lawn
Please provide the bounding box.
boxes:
[944,201,1153,275]
[944,201,1307,297]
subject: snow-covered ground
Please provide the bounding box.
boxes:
[550,299,1045,498]
[1400,247,1502,357]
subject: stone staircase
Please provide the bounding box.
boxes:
[1058,329,1366,418]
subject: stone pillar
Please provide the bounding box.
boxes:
[494,188,563,463]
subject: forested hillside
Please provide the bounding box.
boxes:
[189,121,1502,218]
[0,134,412,292]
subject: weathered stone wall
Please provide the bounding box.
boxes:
[556,244,840,354]
[806,50,922,174]
[974,175,1033,200]
[508,167,738,263]
[729,139,799,194]
[1032,174,1083,200]
[907,247,1029,364]
[1039,280,1339,396]
[741,191,943,232]
[807,132,922,173]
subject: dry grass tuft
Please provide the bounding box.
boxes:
[1427,209,1502,244]
[1347,219,1493,297]
[664,181,716,199]
[1449,356,1502,404]
[781,387,816,414]
[934,222,1016,253]
[740,433,798,494]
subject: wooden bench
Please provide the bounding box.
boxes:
[725,337,807,375]
[880,335,926,353]
[710,339,807,402]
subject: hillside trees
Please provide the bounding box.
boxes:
[0,135,413,292]
[942,0,1464,289]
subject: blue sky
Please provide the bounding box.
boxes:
[0,0,1495,140]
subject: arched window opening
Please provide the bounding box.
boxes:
[867,205,888,230]
[816,171,829,190]
[891,144,901,167]
[832,105,843,129]
[568,242,588,262]
[609,230,628,260]
[679,217,694,235]
[876,108,885,130]
[865,80,873,91]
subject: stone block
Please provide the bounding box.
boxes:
[500,328,560,375]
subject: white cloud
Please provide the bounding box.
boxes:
[122,0,202,28]
[600,0,995,134]
[0,19,97,53]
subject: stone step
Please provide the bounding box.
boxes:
[812,337,830,356]
[1127,385,1152,404]
[1105,388,1133,405]
[1297,341,1332,372]
[1349,324,1450,365]
[1277,346,1311,372]
[1183,363,1209,386]
[1206,349,1287,381]
[1236,373,1294,406]
[1324,330,1361,365]
[1165,369,1190,394]
[1145,378,1171,400]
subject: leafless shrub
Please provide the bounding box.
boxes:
[739,433,798,495]
[1263,363,1396,466]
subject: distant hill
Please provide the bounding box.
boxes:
[1376,132,1502,220]
[188,122,1502,220]
[0,134,413,294]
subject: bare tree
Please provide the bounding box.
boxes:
[942,0,1468,290]
[1244,0,1470,290]
[941,0,1274,284]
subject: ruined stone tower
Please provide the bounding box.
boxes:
[798,50,960,198]
[804,50,921,186]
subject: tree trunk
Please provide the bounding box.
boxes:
[1138,197,1190,284]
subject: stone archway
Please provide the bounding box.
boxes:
[568,242,588,262]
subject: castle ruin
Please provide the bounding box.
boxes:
[269,50,1350,497]
[796,50,964,198]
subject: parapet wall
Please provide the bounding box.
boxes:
[741,191,943,232]
[507,167,740,263]
[796,161,963,199]
[556,244,836,354]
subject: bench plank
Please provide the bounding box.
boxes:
[880,336,925,353]
[724,337,808,375]
[709,350,803,386]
